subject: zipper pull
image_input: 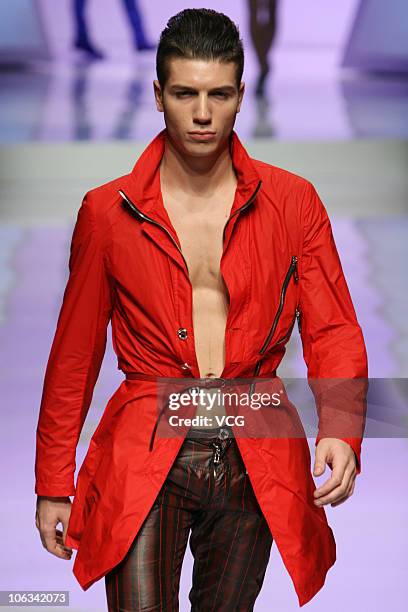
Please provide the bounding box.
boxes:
[119,190,139,215]
[292,256,299,283]
[253,359,263,377]
[295,307,302,334]
[212,442,221,464]
[211,443,222,478]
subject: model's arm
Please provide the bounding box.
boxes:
[35,191,114,557]
[298,181,368,506]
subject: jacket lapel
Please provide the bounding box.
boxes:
[118,128,262,270]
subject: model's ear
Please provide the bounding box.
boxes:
[153,80,164,112]
[237,81,245,113]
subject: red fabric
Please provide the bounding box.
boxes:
[35,129,368,607]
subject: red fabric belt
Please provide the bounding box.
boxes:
[124,371,228,389]
[124,371,277,387]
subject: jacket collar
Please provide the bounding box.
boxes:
[121,128,262,219]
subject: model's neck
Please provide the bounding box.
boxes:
[160,133,237,198]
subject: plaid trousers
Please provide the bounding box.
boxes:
[105,425,273,611]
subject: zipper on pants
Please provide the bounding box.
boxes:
[211,441,222,478]
[210,437,232,478]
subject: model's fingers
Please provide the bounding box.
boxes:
[330,478,354,506]
[56,527,73,554]
[314,460,348,500]
[331,476,356,507]
[41,525,63,556]
[315,467,355,506]
[40,524,71,559]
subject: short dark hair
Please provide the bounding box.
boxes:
[156,8,244,91]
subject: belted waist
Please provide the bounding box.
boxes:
[124,371,230,389]
[125,371,169,381]
[124,371,277,387]
[123,370,278,453]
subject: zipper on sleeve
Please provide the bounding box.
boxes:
[272,309,297,347]
[259,255,299,355]
[296,307,302,335]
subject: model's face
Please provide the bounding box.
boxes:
[154,57,244,158]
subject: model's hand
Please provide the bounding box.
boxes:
[312,438,357,508]
[35,496,73,559]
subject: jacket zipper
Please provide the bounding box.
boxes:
[119,189,191,274]
[222,180,262,244]
[258,255,299,355]
[120,180,262,272]
[119,180,263,452]
[296,307,302,335]
[251,258,299,384]
[273,309,297,347]
[272,306,302,347]
[251,306,300,381]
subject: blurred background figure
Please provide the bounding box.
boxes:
[247,0,278,97]
[73,0,155,60]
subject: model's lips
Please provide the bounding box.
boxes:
[188,132,216,141]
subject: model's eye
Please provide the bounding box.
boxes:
[212,92,229,98]
[176,91,193,98]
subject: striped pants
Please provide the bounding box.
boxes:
[105,425,273,611]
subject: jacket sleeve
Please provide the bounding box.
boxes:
[298,181,368,475]
[35,191,114,497]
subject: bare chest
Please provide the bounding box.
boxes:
[162,193,234,287]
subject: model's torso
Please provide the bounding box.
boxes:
[161,177,237,425]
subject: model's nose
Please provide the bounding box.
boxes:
[193,94,212,123]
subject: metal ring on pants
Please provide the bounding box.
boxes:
[105,425,273,611]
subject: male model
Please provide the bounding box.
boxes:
[35,8,368,610]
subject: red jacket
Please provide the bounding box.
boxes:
[35,128,368,607]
